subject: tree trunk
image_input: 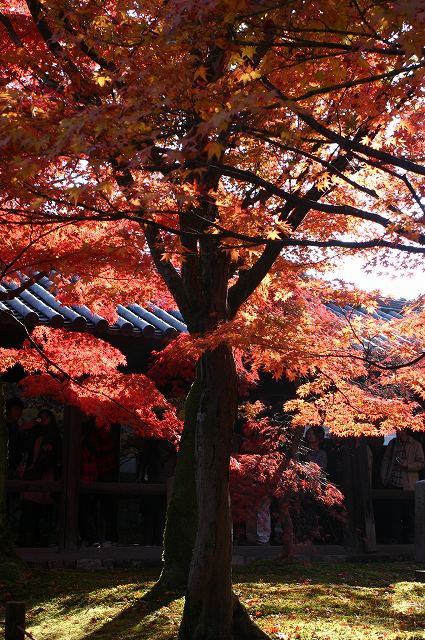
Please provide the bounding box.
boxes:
[178,345,270,640]
[159,375,200,588]
[178,344,236,639]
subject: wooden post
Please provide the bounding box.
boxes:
[5,601,25,640]
[342,438,376,553]
[59,406,82,550]
[357,439,376,553]
[342,438,359,552]
[415,480,425,562]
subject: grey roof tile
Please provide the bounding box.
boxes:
[1,276,409,343]
[0,277,188,337]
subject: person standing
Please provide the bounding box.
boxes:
[297,427,328,543]
[5,397,32,533]
[381,430,425,542]
[240,422,272,545]
[18,409,62,546]
[304,427,327,470]
[381,430,425,491]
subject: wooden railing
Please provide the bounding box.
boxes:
[6,478,167,550]
[371,489,415,500]
[6,480,166,495]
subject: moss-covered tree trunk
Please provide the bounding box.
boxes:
[159,376,200,588]
[178,344,236,639]
[174,221,271,638]
[178,344,270,640]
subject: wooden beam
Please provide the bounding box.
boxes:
[59,406,82,550]
[80,481,166,495]
[7,480,62,492]
[6,480,166,495]
[372,489,414,500]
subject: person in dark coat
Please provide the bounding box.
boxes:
[18,409,62,547]
[303,427,327,470]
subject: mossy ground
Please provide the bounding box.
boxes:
[1,562,424,639]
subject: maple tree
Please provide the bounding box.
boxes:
[1,0,425,637]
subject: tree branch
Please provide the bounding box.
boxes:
[143,223,193,322]
[0,11,24,46]
[228,242,283,317]
[263,78,425,176]
[110,161,193,321]
[58,11,117,73]
[6,317,152,427]
[25,0,100,103]
[242,127,379,200]
[235,35,403,55]
[207,161,425,244]
[285,61,425,103]
[0,11,63,91]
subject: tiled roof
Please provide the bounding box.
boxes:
[326,299,409,355]
[0,276,187,338]
[326,299,405,322]
[0,274,408,341]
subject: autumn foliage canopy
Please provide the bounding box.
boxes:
[0,1,424,425]
[0,1,425,635]
[0,1,424,440]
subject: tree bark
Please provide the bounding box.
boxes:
[178,344,236,639]
[178,345,271,640]
[159,375,200,588]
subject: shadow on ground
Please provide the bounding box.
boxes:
[79,583,184,640]
[1,562,424,640]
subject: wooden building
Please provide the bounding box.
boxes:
[1,275,186,549]
[1,276,419,552]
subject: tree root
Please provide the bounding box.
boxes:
[176,590,272,639]
[232,592,272,639]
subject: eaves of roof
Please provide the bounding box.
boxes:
[0,275,407,342]
[0,276,188,339]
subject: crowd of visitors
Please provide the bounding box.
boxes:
[6,397,177,547]
[234,422,425,546]
[5,395,425,548]
[300,425,424,490]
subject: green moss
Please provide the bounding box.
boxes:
[0,563,424,640]
[160,376,200,588]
